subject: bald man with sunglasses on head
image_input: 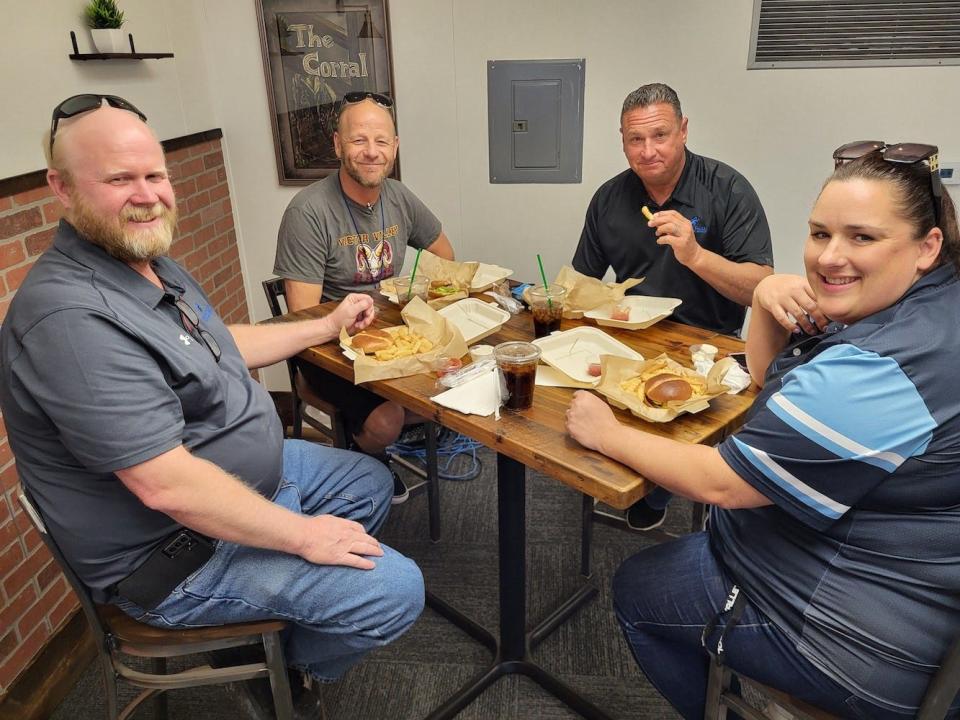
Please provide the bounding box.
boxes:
[0,94,425,718]
[274,92,454,503]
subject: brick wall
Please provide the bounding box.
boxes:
[0,131,250,694]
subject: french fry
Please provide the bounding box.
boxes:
[641,206,655,221]
[371,328,433,361]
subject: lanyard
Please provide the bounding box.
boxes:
[339,175,388,279]
[702,584,747,665]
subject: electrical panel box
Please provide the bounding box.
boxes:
[487,59,585,184]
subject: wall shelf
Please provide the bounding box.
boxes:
[68,31,173,60]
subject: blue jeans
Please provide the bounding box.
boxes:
[612,532,926,720]
[118,440,424,681]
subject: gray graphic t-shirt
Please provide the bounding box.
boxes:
[274,173,442,302]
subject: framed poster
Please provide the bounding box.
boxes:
[256,0,396,185]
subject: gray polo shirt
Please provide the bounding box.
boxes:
[273,173,442,302]
[0,221,283,602]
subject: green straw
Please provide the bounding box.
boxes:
[407,248,423,300]
[536,254,553,309]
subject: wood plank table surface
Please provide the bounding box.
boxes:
[275,293,758,510]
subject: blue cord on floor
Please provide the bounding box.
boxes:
[388,430,484,481]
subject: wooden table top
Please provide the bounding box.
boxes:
[273,295,758,510]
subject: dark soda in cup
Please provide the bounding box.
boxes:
[528,285,566,339]
[494,341,541,411]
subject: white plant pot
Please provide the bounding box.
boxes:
[90,28,127,54]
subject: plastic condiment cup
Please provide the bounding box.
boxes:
[469,344,494,362]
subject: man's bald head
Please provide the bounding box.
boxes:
[336,98,396,136]
[50,105,160,177]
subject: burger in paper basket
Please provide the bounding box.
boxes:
[522,265,643,319]
[595,353,732,422]
[420,251,479,308]
[339,296,469,384]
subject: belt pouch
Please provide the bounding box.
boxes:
[113,530,215,611]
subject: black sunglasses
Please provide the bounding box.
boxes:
[49,94,147,154]
[832,140,942,226]
[173,297,221,364]
[341,91,394,108]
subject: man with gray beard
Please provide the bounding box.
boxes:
[0,95,424,719]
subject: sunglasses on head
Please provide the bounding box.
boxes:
[49,94,147,154]
[340,91,394,109]
[832,140,942,226]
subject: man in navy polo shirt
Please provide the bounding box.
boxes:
[573,83,775,530]
[0,95,424,718]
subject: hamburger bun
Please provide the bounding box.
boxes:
[428,280,460,299]
[644,373,693,406]
[352,328,393,353]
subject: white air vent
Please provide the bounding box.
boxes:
[749,0,960,69]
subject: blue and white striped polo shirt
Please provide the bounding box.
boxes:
[714,263,960,714]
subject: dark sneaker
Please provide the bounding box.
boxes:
[391,468,410,505]
[626,499,667,532]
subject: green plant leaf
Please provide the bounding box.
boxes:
[84,0,125,29]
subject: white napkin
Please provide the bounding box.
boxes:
[432,367,502,418]
[720,363,752,394]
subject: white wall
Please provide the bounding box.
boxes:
[4,1,958,391]
[0,0,217,177]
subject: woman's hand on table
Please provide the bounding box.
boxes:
[753,274,828,335]
[566,390,621,454]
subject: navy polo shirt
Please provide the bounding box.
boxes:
[573,149,773,335]
[0,221,283,602]
[712,264,960,712]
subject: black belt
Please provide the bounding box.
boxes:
[112,528,215,611]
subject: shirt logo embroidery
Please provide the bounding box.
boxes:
[179,333,192,346]
[690,216,708,235]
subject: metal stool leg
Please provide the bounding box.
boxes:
[581,493,593,577]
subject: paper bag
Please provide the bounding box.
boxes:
[417,251,480,309]
[595,353,730,423]
[339,296,469,384]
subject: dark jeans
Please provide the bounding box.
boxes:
[612,532,926,720]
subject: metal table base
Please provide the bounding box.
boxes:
[424,453,615,720]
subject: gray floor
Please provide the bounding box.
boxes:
[51,447,687,720]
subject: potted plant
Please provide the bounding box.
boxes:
[84,0,127,54]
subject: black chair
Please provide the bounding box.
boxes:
[704,635,960,720]
[17,487,294,720]
[261,277,442,541]
[262,277,349,447]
